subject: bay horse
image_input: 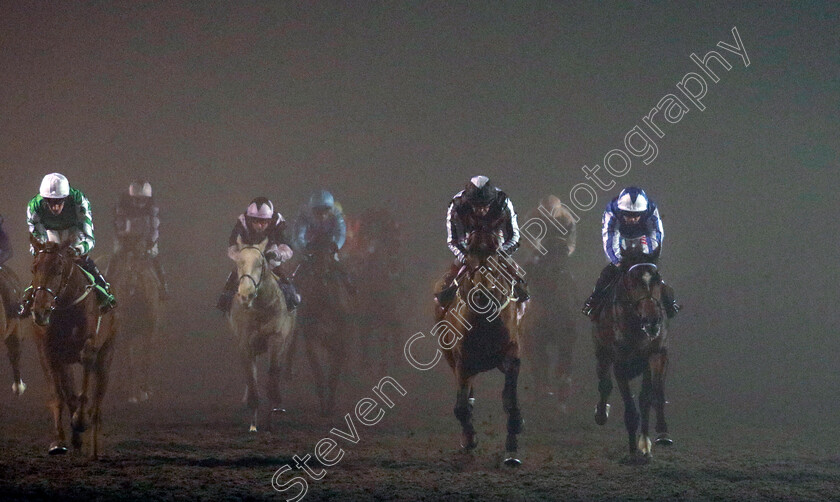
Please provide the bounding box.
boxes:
[106,243,164,403]
[292,238,352,416]
[592,239,672,463]
[437,217,525,466]
[28,237,117,458]
[228,237,296,432]
[0,265,26,396]
[520,197,579,411]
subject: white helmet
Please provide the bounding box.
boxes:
[129,180,152,197]
[246,197,274,219]
[39,173,70,199]
[616,187,649,213]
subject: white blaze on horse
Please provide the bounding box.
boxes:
[227,236,296,432]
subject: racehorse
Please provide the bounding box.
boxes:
[0,266,26,396]
[592,239,672,463]
[520,197,579,411]
[292,238,353,416]
[28,237,117,458]
[436,217,525,466]
[343,208,404,373]
[228,237,296,432]
[106,243,164,403]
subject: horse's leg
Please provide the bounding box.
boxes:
[615,373,641,460]
[73,339,97,444]
[594,346,613,425]
[556,312,576,410]
[240,351,259,432]
[501,356,523,467]
[325,328,348,416]
[47,362,70,454]
[650,350,672,445]
[454,372,476,450]
[127,339,138,403]
[637,368,653,459]
[5,325,25,395]
[303,336,327,415]
[90,334,115,459]
[266,338,283,432]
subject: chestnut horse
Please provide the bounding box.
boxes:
[106,245,164,403]
[292,240,352,416]
[227,237,296,432]
[0,266,26,396]
[592,240,672,463]
[28,238,117,457]
[437,218,525,466]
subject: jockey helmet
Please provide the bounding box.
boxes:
[129,180,152,198]
[464,175,496,206]
[39,173,70,199]
[616,187,649,215]
[308,190,335,210]
[246,197,274,220]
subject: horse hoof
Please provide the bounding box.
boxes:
[249,425,258,433]
[139,391,150,402]
[271,408,286,413]
[468,397,476,407]
[503,455,522,467]
[460,433,477,450]
[48,443,68,455]
[128,396,138,404]
[655,433,673,446]
[12,380,26,396]
[594,403,610,425]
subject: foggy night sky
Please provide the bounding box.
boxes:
[0,1,838,424]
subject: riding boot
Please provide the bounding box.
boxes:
[272,267,301,311]
[216,270,238,313]
[661,281,681,319]
[151,255,169,300]
[582,263,621,320]
[78,255,117,314]
[435,260,463,307]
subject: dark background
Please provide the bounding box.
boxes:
[0,2,838,498]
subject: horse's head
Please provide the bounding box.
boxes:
[234,237,267,309]
[29,236,77,326]
[464,216,504,264]
[620,262,664,339]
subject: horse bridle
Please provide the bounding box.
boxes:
[33,248,92,310]
[237,246,266,291]
[620,263,663,313]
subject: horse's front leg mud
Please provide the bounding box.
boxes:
[453,377,476,451]
[501,357,522,467]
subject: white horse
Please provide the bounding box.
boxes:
[228,237,296,432]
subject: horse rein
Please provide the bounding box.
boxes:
[237,246,266,291]
[33,249,94,310]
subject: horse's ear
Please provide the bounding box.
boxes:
[257,238,268,253]
[236,235,244,249]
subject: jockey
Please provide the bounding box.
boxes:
[216,197,300,313]
[0,214,11,267]
[18,173,116,316]
[581,186,680,320]
[293,190,354,291]
[113,180,168,299]
[435,175,528,307]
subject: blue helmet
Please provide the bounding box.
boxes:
[616,187,649,214]
[308,190,335,210]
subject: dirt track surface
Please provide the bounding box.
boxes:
[2,359,839,502]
